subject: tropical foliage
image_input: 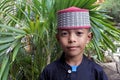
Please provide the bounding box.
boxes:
[100,0,120,22]
[0,0,120,80]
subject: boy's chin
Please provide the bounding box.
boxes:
[65,52,83,57]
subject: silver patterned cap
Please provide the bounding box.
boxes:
[57,7,91,29]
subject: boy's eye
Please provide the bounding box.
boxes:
[76,31,83,36]
[60,31,68,36]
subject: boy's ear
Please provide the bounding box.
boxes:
[87,32,93,44]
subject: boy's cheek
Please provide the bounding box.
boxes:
[86,40,90,44]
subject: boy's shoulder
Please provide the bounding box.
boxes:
[84,56,108,79]
[84,55,104,72]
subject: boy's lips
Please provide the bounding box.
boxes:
[67,46,79,50]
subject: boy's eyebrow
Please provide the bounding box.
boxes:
[57,29,68,32]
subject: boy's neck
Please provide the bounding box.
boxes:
[65,54,83,66]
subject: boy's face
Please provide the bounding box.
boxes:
[56,29,92,57]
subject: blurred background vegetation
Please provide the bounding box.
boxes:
[100,0,120,23]
[0,0,120,80]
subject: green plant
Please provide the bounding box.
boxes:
[0,0,120,80]
[100,0,120,22]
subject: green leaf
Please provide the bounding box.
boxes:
[1,63,10,80]
[29,20,35,33]
[74,0,87,7]
[0,55,9,79]
[0,37,15,44]
[12,42,21,62]
[91,16,120,33]
[102,33,116,52]
[15,3,30,22]
[82,0,96,8]
[14,35,24,39]
[0,49,7,57]
[92,38,103,61]
[0,24,26,34]
[0,43,11,51]
[89,4,99,10]
[105,30,120,41]
[91,22,103,42]
[0,32,20,36]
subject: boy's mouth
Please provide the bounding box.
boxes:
[67,46,79,50]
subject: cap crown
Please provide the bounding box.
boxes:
[57,7,91,29]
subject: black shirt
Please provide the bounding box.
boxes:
[39,54,108,80]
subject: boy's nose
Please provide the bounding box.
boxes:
[68,34,76,43]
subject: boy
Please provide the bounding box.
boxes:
[39,7,108,80]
